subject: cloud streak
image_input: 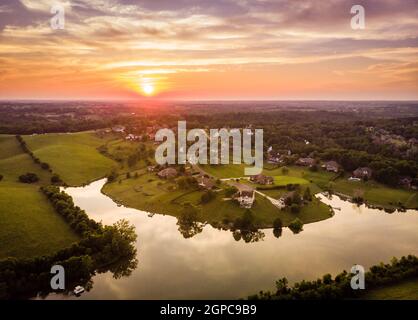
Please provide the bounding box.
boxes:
[0,0,417,99]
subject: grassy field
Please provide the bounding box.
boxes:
[0,135,79,259]
[361,278,418,300]
[200,164,248,178]
[331,178,418,209]
[24,132,116,186]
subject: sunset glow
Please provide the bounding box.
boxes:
[0,0,417,100]
[142,84,155,96]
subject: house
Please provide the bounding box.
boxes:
[322,161,339,173]
[112,125,125,133]
[235,190,255,209]
[147,165,157,172]
[250,174,274,185]
[296,157,316,167]
[157,168,178,179]
[352,167,372,180]
[197,176,215,190]
[399,177,412,189]
[125,134,141,141]
[267,153,283,164]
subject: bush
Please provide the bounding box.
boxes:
[225,186,238,197]
[288,218,303,234]
[51,174,62,184]
[18,173,39,184]
[290,204,301,214]
[107,171,118,183]
[41,162,50,170]
[201,190,215,204]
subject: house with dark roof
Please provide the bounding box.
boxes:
[250,174,274,185]
[197,176,216,190]
[235,190,255,208]
[322,161,339,173]
[296,157,316,167]
[352,167,372,180]
[157,168,178,179]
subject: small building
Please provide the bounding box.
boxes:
[399,177,412,189]
[296,157,316,167]
[125,134,141,141]
[157,168,178,179]
[352,167,372,180]
[267,154,283,164]
[322,161,339,173]
[112,125,125,133]
[235,190,255,209]
[197,176,215,190]
[250,174,274,185]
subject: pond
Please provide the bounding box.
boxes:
[46,179,418,299]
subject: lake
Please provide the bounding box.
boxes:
[45,179,418,299]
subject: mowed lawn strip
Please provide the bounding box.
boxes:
[0,183,79,259]
[0,135,79,259]
[23,132,116,186]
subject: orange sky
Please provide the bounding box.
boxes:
[0,0,417,100]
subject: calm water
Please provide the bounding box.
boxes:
[47,179,418,299]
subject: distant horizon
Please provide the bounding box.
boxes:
[1,98,418,103]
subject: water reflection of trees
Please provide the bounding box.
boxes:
[232,229,265,243]
[273,227,282,238]
[0,220,139,300]
[176,204,204,239]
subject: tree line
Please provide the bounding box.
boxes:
[0,187,138,299]
[15,135,63,185]
[249,255,418,300]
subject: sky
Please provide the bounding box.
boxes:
[0,0,417,100]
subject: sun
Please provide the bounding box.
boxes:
[142,83,155,96]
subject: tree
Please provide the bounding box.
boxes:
[288,218,303,234]
[273,217,283,229]
[41,162,50,170]
[0,174,3,182]
[225,186,238,197]
[51,174,62,184]
[201,190,215,204]
[281,167,289,175]
[107,170,118,183]
[273,218,283,239]
[303,187,312,201]
[19,173,39,184]
[126,172,131,179]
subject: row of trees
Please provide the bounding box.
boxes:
[15,135,63,185]
[249,255,418,300]
[0,187,138,299]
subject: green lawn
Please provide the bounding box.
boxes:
[0,135,79,259]
[0,182,79,259]
[200,164,248,178]
[23,132,116,186]
[361,278,418,300]
[331,178,418,209]
[102,169,332,228]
